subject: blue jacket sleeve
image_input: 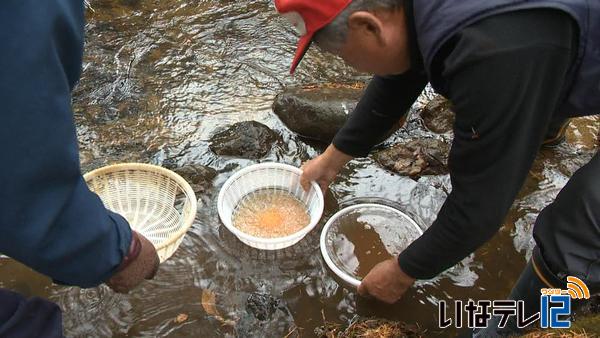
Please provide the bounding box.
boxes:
[0,0,132,288]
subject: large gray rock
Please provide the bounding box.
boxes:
[420,95,455,134]
[209,121,278,159]
[272,85,363,143]
[374,139,450,178]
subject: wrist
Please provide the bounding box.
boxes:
[396,254,422,281]
[322,144,353,170]
[397,265,416,286]
[116,231,142,273]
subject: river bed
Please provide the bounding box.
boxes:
[0,1,598,337]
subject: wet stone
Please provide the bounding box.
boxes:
[373,139,450,178]
[171,165,217,193]
[272,84,362,143]
[420,95,455,134]
[273,83,405,144]
[246,293,282,321]
[236,294,294,337]
[209,121,278,159]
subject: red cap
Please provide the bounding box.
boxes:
[275,0,352,74]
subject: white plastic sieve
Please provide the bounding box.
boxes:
[217,163,324,250]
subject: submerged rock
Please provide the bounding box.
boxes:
[209,121,278,159]
[246,293,283,321]
[236,293,294,336]
[171,164,217,193]
[420,95,455,134]
[272,84,362,143]
[374,139,450,178]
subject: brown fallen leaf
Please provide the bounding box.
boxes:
[201,289,236,327]
[201,289,220,317]
[174,313,188,323]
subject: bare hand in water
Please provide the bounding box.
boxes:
[300,144,353,193]
[106,231,159,293]
[357,258,415,304]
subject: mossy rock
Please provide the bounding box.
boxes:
[373,139,450,178]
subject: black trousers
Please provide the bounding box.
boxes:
[475,151,599,337]
[534,150,600,292]
[0,289,63,338]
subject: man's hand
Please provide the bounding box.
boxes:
[357,258,415,304]
[106,231,159,293]
[301,144,353,193]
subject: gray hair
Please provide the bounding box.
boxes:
[313,0,403,53]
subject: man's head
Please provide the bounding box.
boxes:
[276,0,409,76]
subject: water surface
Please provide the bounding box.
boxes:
[0,0,598,337]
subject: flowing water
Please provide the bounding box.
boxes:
[0,0,598,337]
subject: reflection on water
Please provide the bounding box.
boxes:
[324,205,422,280]
[0,0,598,337]
[54,286,129,337]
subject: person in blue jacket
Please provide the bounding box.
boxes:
[0,1,160,337]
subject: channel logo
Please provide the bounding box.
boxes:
[565,276,591,300]
[438,276,591,330]
[540,276,590,329]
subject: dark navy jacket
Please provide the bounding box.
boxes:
[395,0,600,278]
[334,1,597,280]
[0,0,132,287]
[413,0,600,117]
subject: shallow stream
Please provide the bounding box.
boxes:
[0,1,598,337]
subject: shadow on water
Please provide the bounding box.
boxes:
[0,0,598,337]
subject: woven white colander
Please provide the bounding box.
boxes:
[84,163,197,263]
[217,163,324,250]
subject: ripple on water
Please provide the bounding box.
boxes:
[51,285,130,337]
[13,0,595,336]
